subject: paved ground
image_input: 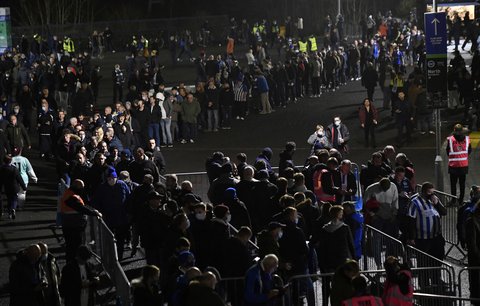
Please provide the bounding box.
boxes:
[0,41,476,304]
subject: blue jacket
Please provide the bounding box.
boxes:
[93,180,131,228]
[255,75,269,93]
[345,212,364,260]
[244,263,274,306]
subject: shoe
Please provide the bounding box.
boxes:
[189,139,194,143]
[160,144,166,148]
[429,131,435,135]
[224,127,231,129]
[167,144,173,148]
[180,139,187,144]
[240,117,245,120]
[259,111,267,114]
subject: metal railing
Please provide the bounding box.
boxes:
[413,292,480,306]
[414,185,465,261]
[405,244,456,295]
[86,216,131,306]
[458,266,480,303]
[363,224,406,270]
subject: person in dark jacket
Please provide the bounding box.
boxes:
[222,227,253,277]
[208,163,239,205]
[37,100,55,159]
[72,82,94,117]
[361,62,378,101]
[360,152,391,191]
[330,259,360,306]
[128,147,161,184]
[132,265,163,306]
[38,243,61,306]
[223,187,252,229]
[257,221,284,259]
[0,154,27,219]
[219,82,234,129]
[326,116,350,155]
[394,92,413,146]
[139,191,171,267]
[205,80,220,132]
[92,167,131,260]
[59,245,98,306]
[244,254,281,306]
[278,141,297,177]
[314,205,355,306]
[278,206,314,305]
[9,244,45,306]
[85,152,110,197]
[358,98,378,148]
[184,272,226,306]
[147,95,162,146]
[5,114,30,152]
[465,201,480,305]
[206,151,225,183]
[208,204,231,268]
[113,113,135,151]
[250,170,278,232]
[131,99,150,146]
[145,138,167,175]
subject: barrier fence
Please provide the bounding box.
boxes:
[363,224,406,271]
[458,266,480,302]
[219,267,462,306]
[86,216,131,306]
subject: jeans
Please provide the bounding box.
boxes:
[418,114,433,132]
[207,109,219,130]
[148,123,160,146]
[260,92,272,113]
[160,118,172,145]
[221,105,232,127]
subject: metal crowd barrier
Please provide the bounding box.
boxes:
[414,185,465,261]
[87,216,131,306]
[413,292,480,306]
[174,171,210,202]
[405,244,456,295]
[458,266,480,303]
[363,224,406,271]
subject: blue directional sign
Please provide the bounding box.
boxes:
[425,12,447,55]
[424,12,447,108]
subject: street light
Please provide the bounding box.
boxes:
[338,0,341,17]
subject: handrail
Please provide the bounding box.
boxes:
[413,292,480,302]
[405,244,454,269]
[415,184,459,200]
[228,222,259,250]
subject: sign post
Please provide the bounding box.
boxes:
[424,10,447,191]
[0,8,11,54]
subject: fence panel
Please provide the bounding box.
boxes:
[458,266,480,303]
[86,216,131,306]
[363,224,406,271]
[405,244,456,295]
[174,171,210,202]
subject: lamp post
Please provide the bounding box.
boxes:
[338,0,341,16]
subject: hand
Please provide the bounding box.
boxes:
[431,195,439,205]
[361,123,365,128]
[267,289,280,299]
[339,138,344,144]
[410,117,414,121]
[395,109,401,113]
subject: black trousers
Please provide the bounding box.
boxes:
[364,123,376,147]
[63,226,85,262]
[450,172,466,203]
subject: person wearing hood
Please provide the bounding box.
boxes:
[315,205,355,306]
[326,116,350,155]
[207,163,239,205]
[465,200,480,305]
[255,147,275,179]
[251,169,278,232]
[132,265,163,306]
[223,187,251,229]
[278,141,297,177]
[92,167,131,260]
[446,123,471,205]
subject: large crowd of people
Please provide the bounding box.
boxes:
[4,8,480,306]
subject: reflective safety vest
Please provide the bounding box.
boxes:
[298,41,308,53]
[313,168,336,202]
[272,25,279,34]
[382,270,413,306]
[448,135,469,168]
[252,26,259,34]
[259,24,266,34]
[63,38,75,53]
[309,37,318,51]
[60,189,84,215]
[342,295,384,306]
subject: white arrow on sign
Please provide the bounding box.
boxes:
[432,18,440,36]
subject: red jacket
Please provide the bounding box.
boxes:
[359,105,378,125]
